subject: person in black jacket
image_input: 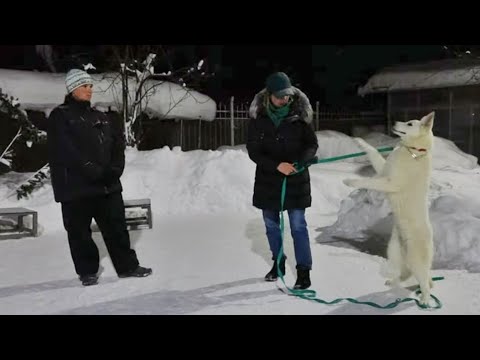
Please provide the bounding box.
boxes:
[47,69,152,286]
[247,72,318,290]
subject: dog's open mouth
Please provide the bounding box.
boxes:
[392,128,406,135]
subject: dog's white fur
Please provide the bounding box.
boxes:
[343,112,435,305]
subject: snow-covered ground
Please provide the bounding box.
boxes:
[1,131,479,314]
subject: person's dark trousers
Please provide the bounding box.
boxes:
[61,192,139,277]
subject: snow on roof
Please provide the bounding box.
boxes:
[0,69,216,121]
[358,59,480,96]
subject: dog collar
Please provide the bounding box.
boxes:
[403,145,428,159]
[408,146,427,152]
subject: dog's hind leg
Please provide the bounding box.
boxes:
[411,265,432,307]
[385,226,410,286]
[354,138,386,174]
[407,241,433,307]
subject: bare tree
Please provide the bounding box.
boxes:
[101,45,214,146]
[35,45,57,72]
[0,89,49,200]
[441,45,480,83]
[0,90,45,166]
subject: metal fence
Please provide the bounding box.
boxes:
[140,97,387,152]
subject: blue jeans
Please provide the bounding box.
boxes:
[262,209,312,270]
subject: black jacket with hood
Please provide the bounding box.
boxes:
[47,94,125,203]
[247,87,319,210]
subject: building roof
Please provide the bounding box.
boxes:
[358,59,480,96]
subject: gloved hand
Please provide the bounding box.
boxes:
[103,166,121,184]
[82,161,104,182]
[298,156,318,169]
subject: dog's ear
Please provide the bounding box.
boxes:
[421,111,435,130]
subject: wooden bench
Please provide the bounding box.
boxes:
[123,198,152,230]
[91,198,152,232]
[0,207,38,239]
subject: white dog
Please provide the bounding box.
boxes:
[343,112,435,306]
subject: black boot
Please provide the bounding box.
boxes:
[264,256,286,282]
[294,268,311,290]
[79,274,98,286]
[118,266,153,278]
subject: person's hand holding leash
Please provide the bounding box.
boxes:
[277,162,296,175]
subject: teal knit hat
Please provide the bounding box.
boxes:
[266,72,295,98]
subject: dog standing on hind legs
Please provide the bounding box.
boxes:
[343,112,435,306]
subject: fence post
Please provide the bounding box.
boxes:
[448,90,453,140]
[315,101,319,130]
[470,106,474,155]
[387,92,392,135]
[198,118,202,149]
[230,96,235,146]
[180,119,183,149]
[121,65,129,139]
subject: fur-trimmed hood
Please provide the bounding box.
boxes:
[248,86,313,124]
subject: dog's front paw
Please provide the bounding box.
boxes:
[343,178,359,188]
[354,137,370,150]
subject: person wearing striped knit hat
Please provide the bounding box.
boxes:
[46,69,152,286]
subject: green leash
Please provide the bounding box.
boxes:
[275,146,444,310]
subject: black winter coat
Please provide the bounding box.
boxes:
[247,88,318,211]
[47,94,125,203]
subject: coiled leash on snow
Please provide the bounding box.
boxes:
[274,146,443,310]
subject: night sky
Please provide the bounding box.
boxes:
[218,45,446,106]
[0,45,448,107]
